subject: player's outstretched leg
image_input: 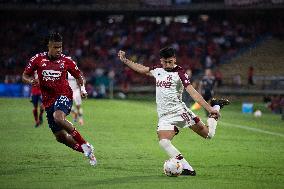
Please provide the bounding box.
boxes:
[158,131,196,176]
[67,121,97,166]
[53,111,97,167]
[159,139,196,176]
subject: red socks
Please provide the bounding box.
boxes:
[70,128,86,145]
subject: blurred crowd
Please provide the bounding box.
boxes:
[1,14,280,97]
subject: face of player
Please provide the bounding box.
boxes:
[160,57,176,71]
[48,41,62,59]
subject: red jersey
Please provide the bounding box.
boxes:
[24,52,81,108]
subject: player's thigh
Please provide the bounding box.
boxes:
[54,95,73,116]
[45,106,63,133]
[178,107,200,128]
[157,117,177,140]
[53,109,66,121]
[157,130,176,140]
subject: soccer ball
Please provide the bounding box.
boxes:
[254,110,262,117]
[163,158,183,177]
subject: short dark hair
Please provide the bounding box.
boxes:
[159,46,176,58]
[49,32,62,42]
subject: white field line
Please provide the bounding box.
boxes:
[220,121,284,138]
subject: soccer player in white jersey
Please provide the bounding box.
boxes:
[68,72,84,125]
[118,47,229,176]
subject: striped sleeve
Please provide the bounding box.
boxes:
[177,68,191,88]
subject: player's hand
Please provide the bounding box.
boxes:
[80,85,88,98]
[118,50,127,62]
[30,78,39,86]
[209,108,221,118]
[81,91,88,99]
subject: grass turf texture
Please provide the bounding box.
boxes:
[0,98,283,189]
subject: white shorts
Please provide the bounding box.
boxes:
[72,89,82,106]
[157,107,200,131]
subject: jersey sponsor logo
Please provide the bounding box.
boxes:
[40,59,48,67]
[156,80,172,88]
[166,75,172,81]
[42,70,62,81]
[60,63,64,69]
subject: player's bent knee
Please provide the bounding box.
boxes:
[159,139,171,148]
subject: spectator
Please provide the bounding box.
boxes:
[248,66,254,85]
[233,74,242,87]
[214,68,223,87]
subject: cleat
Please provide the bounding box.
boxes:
[88,153,97,166]
[81,143,97,166]
[210,98,230,109]
[34,121,40,128]
[81,143,94,157]
[180,169,196,176]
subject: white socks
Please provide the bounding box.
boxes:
[213,105,220,111]
[207,118,217,139]
[159,139,194,171]
[180,158,194,171]
[207,105,220,139]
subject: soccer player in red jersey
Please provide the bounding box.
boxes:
[30,71,44,128]
[22,33,97,166]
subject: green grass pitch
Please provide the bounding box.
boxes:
[0,98,283,189]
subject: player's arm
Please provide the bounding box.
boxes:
[118,50,152,76]
[22,72,39,86]
[185,84,220,117]
[76,74,88,98]
[22,56,39,86]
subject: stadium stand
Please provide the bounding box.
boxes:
[0,1,283,100]
[219,39,284,89]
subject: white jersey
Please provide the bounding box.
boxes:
[150,65,191,118]
[68,72,79,91]
[68,72,82,105]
